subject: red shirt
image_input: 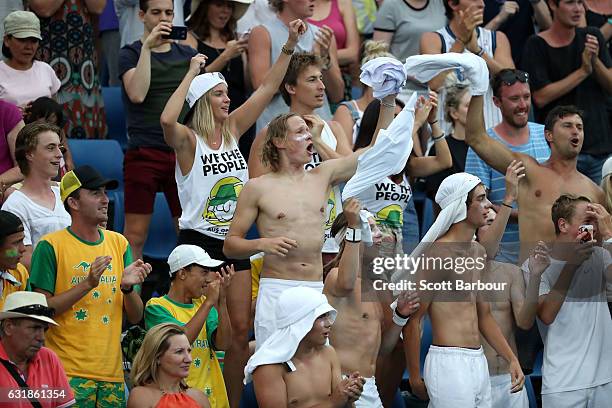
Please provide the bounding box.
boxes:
[0,342,75,408]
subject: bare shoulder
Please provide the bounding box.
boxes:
[420,31,442,53]
[126,386,157,408]
[186,388,211,408]
[254,363,287,380]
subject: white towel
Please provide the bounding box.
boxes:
[244,286,337,384]
[333,209,375,248]
[403,53,489,96]
[342,93,418,201]
[413,172,481,258]
[360,57,407,99]
[390,172,482,290]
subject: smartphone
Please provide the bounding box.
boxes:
[162,26,188,40]
[578,224,593,243]
[239,29,251,41]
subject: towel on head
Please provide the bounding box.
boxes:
[360,57,407,99]
[403,53,489,96]
[342,93,417,201]
[244,286,336,384]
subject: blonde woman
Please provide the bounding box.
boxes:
[160,18,305,406]
[128,323,210,408]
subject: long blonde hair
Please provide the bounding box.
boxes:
[130,323,189,390]
[190,91,233,147]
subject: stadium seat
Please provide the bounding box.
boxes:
[143,192,178,260]
[101,86,128,149]
[68,139,124,190]
[68,139,125,232]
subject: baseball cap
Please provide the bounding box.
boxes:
[4,11,42,40]
[186,72,228,108]
[168,245,224,275]
[0,210,24,239]
[602,156,612,181]
[60,165,119,202]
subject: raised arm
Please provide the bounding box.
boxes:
[247,25,272,90]
[122,22,173,104]
[405,92,452,177]
[228,20,305,139]
[324,199,362,297]
[304,116,352,161]
[380,291,420,355]
[160,54,207,155]
[477,161,525,258]
[465,95,524,174]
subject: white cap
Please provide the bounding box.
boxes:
[168,245,224,275]
[186,72,228,108]
[602,156,612,181]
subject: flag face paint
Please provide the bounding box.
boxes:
[4,248,18,258]
[293,133,310,142]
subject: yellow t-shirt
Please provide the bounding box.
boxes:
[29,228,131,382]
[0,264,30,309]
[145,295,229,408]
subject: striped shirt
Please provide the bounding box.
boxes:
[465,122,550,264]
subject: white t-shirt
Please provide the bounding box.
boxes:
[1,186,71,247]
[176,133,248,240]
[537,247,612,394]
[0,60,61,107]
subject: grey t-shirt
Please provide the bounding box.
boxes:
[374,0,447,61]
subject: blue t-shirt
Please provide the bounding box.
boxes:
[465,122,550,264]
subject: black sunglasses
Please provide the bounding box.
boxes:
[498,70,529,86]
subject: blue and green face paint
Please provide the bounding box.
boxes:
[4,248,18,258]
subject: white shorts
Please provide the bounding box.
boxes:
[424,345,492,408]
[355,377,383,408]
[542,381,612,408]
[254,277,324,350]
[490,373,528,408]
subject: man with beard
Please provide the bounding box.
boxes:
[465,69,550,265]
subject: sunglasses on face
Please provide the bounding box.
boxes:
[498,70,529,86]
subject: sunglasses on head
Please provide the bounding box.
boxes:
[498,70,529,86]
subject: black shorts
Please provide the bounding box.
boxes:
[177,229,251,271]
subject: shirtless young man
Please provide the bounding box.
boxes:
[323,198,420,407]
[477,209,549,408]
[224,97,398,346]
[465,96,604,262]
[248,52,352,261]
[246,286,365,408]
[404,173,525,407]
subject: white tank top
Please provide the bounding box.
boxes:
[176,133,249,240]
[305,122,343,253]
[436,26,502,130]
[356,176,412,229]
